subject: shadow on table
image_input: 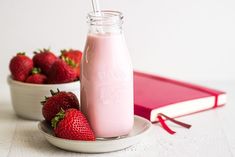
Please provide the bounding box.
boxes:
[0,100,19,122]
[0,100,42,122]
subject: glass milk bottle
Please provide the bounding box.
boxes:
[81,11,134,138]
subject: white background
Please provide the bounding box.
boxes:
[0,0,234,90]
[1,1,235,156]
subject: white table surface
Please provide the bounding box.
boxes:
[0,81,234,157]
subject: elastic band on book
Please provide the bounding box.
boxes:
[157,113,191,135]
[214,95,218,108]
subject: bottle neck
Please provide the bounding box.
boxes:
[87,10,123,35]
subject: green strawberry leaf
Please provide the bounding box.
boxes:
[51,109,65,128]
[31,67,41,74]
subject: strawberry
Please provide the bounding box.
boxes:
[9,52,33,81]
[42,89,79,122]
[60,49,82,78]
[52,109,95,141]
[61,49,82,64]
[47,59,77,84]
[25,68,47,84]
[33,48,58,75]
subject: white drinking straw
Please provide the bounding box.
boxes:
[91,0,101,15]
[91,0,104,33]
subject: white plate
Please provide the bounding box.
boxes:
[38,115,152,153]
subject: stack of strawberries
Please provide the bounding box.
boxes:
[9,49,82,84]
[42,89,95,141]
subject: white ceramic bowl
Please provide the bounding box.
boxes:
[7,76,80,121]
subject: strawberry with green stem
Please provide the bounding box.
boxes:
[33,48,58,75]
[60,49,82,78]
[47,57,77,84]
[52,108,95,141]
[42,89,79,122]
[25,67,47,84]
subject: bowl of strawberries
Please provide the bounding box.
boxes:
[7,49,82,120]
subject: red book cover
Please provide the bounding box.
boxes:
[134,71,226,122]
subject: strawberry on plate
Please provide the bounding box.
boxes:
[47,59,77,84]
[60,49,82,78]
[25,68,47,84]
[42,89,79,122]
[9,52,33,81]
[52,108,95,141]
[33,48,58,75]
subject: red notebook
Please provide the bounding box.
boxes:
[134,71,226,122]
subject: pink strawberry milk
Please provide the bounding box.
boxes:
[81,11,134,138]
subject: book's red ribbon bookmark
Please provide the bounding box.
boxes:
[157,113,192,134]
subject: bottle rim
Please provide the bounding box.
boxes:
[87,10,123,26]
